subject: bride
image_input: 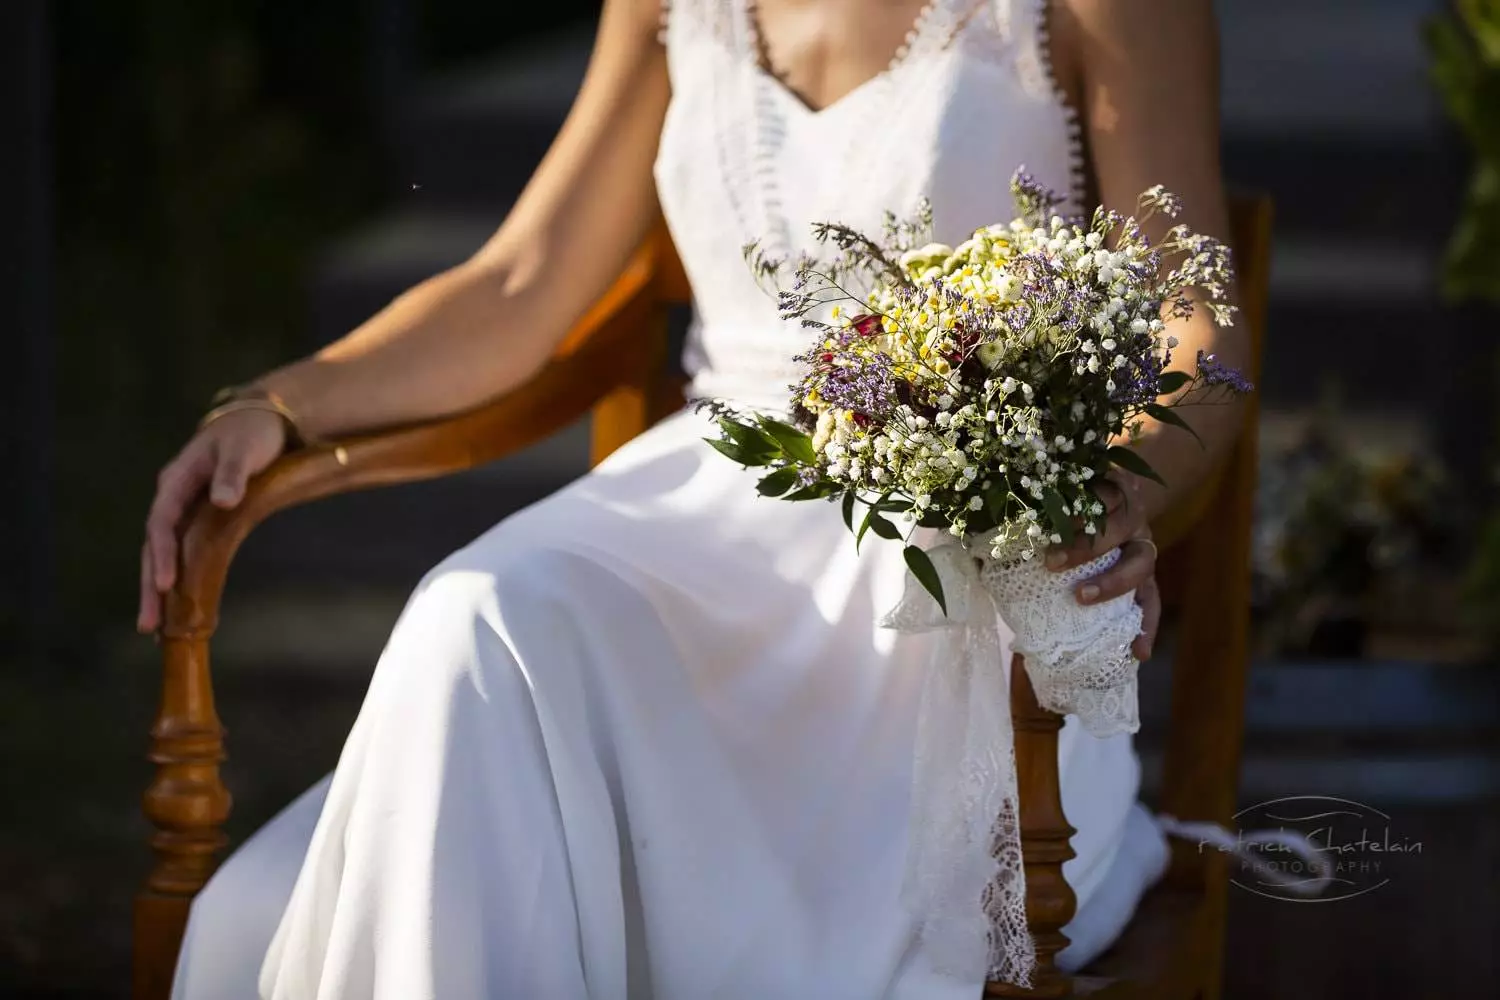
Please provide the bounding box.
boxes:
[140,0,1248,997]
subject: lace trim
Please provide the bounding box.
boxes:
[1028,0,1088,212]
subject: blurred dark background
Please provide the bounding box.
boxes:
[3,0,1499,996]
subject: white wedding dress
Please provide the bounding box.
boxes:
[172,1,1169,997]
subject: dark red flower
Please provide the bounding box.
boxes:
[851,314,882,337]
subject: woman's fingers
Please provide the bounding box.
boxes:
[1132,575,1162,660]
[211,442,249,508]
[1075,534,1156,605]
[146,439,215,593]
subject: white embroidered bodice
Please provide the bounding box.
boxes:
[653,0,1083,413]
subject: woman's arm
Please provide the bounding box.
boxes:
[1054,0,1250,522]
[1045,0,1247,652]
[263,0,670,437]
[139,0,668,631]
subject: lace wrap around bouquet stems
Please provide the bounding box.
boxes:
[702,170,1250,986]
[879,532,1141,986]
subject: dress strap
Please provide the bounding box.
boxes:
[657,0,744,51]
[986,0,1086,211]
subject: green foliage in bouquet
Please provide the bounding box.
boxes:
[1427,0,1500,303]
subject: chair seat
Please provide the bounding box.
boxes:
[1071,885,1216,999]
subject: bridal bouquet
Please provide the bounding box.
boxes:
[700,170,1251,987]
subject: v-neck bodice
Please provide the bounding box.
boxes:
[654,0,1082,413]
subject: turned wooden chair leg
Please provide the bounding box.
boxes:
[987,653,1077,999]
[133,631,232,1000]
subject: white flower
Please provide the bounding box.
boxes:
[1050,533,1063,544]
[968,495,984,510]
[1101,338,1116,351]
[1084,523,1098,535]
[1167,335,1180,348]
[916,494,933,509]
[937,393,955,410]
[1131,318,1149,334]
[1027,524,1043,538]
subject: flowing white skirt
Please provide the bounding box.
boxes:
[172,409,1167,1000]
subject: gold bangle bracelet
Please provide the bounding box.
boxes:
[200,388,321,447]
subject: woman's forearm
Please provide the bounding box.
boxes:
[253,254,564,439]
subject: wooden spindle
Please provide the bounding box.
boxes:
[133,628,231,1000]
[987,653,1077,998]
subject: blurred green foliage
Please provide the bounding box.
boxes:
[1427,0,1500,303]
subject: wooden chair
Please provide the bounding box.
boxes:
[131,195,1271,1000]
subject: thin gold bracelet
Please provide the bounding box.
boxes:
[200,388,321,448]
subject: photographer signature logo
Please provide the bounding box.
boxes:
[1221,796,1422,901]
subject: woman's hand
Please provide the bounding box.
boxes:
[1043,474,1161,660]
[137,410,288,634]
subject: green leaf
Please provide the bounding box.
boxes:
[758,416,818,464]
[984,482,1010,521]
[904,545,948,616]
[704,436,765,467]
[1106,446,1166,486]
[1144,402,1204,446]
[1156,370,1192,396]
[783,480,841,501]
[756,466,801,497]
[841,490,856,530]
[719,418,780,462]
[867,510,902,540]
[1042,488,1075,547]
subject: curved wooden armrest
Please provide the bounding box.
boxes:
[162,242,661,639]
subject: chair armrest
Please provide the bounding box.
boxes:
[162,241,661,637]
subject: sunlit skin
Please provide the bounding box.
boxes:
[139,0,1248,665]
